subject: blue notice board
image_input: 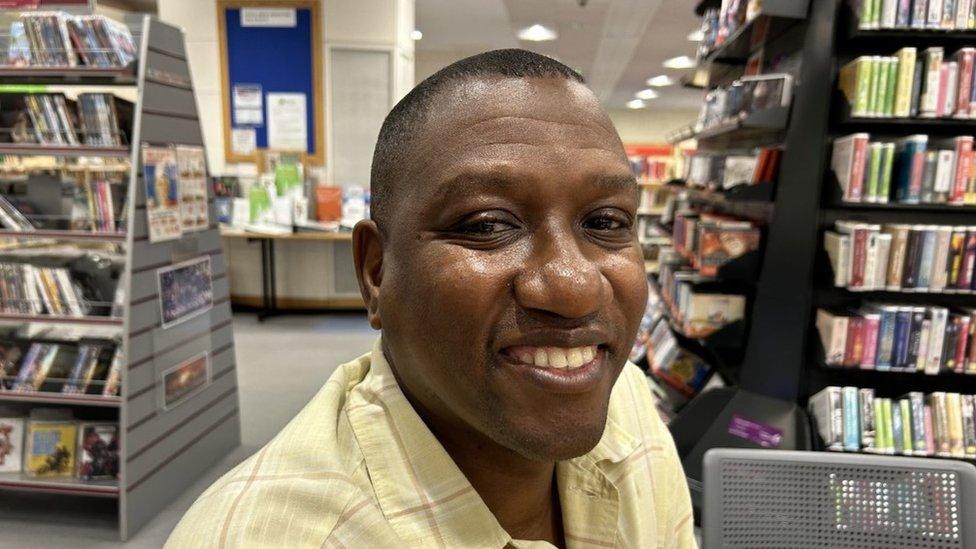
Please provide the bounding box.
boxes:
[221,4,322,162]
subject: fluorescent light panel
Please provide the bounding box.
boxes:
[662,55,696,69]
[626,99,646,109]
[635,88,659,100]
[687,29,704,41]
[646,75,674,87]
[410,29,423,40]
[518,24,558,42]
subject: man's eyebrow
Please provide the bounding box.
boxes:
[590,174,639,190]
[429,172,520,202]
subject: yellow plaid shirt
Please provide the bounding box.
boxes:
[166,339,696,548]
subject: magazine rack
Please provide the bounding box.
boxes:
[0,15,240,540]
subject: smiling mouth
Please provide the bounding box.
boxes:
[503,345,603,370]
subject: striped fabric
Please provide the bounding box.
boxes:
[166,338,696,548]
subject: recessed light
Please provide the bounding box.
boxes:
[663,55,696,69]
[636,88,659,100]
[626,99,646,109]
[517,24,558,42]
[646,75,675,87]
[687,29,704,41]
[410,29,423,40]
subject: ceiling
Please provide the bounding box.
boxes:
[415,0,705,112]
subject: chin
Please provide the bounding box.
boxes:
[494,413,609,462]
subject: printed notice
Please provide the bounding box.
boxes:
[728,414,783,448]
[231,127,257,155]
[240,8,296,27]
[266,92,307,151]
[141,145,182,242]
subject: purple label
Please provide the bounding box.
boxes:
[728,414,783,448]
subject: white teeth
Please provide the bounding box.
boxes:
[534,347,548,368]
[566,348,584,368]
[548,348,568,368]
[515,346,598,369]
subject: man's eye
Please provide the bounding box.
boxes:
[584,215,628,231]
[456,219,515,235]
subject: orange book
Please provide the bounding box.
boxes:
[315,186,343,222]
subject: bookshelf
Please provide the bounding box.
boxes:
[674,0,976,486]
[0,15,241,541]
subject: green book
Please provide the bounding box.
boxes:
[878,142,895,203]
[874,57,890,117]
[894,47,917,117]
[881,398,895,454]
[884,57,898,116]
[871,0,882,27]
[866,143,883,201]
[861,0,876,27]
[868,57,883,117]
[874,397,887,453]
[899,399,914,455]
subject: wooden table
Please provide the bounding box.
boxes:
[220,227,354,319]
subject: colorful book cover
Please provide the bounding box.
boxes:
[141,145,182,243]
[26,421,77,477]
[77,423,119,480]
[892,308,912,369]
[0,416,24,473]
[875,306,897,370]
[881,398,895,454]
[859,312,881,369]
[909,392,928,455]
[891,397,905,454]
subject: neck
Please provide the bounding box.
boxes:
[431,420,564,546]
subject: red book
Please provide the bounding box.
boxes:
[849,135,869,201]
[956,316,972,374]
[957,49,976,116]
[937,62,950,117]
[860,314,881,369]
[952,136,974,204]
[909,147,927,199]
[961,230,976,290]
[850,228,869,288]
[844,317,865,368]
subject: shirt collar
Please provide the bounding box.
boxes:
[346,337,640,549]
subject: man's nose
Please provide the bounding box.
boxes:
[513,228,606,319]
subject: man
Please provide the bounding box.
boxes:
[167,49,695,548]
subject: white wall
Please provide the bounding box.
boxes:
[607,108,698,144]
[157,0,415,177]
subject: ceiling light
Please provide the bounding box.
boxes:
[410,29,423,40]
[635,88,659,100]
[517,24,558,42]
[626,99,646,109]
[646,75,675,87]
[663,55,696,69]
[687,29,704,41]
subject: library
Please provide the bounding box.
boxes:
[2,0,976,547]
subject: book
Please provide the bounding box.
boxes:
[908,392,928,455]
[833,133,870,201]
[931,392,951,455]
[926,307,950,374]
[920,48,945,116]
[817,309,849,365]
[894,135,928,203]
[952,136,974,204]
[25,420,76,477]
[892,397,906,453]
[947,392,966,456]
[840,58,873,117]
[895,47,918,117]
[810,386,844,451]
[843,386,861,451]
[0,416,24,473]
[963,394,976,456]
[860,388,876,451]
[77,423,118,480]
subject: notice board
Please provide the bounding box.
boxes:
[217,0,324,164]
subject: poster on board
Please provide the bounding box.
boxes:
[160,352,211,411]
[176,145,210,232]
[267,92,307,151]
[157,256,213,329]
[141,145,182,242]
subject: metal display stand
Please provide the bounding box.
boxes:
[0,15,241,541]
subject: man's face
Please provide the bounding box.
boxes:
[374,76,647,461]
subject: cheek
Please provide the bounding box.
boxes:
[603,248,649,331]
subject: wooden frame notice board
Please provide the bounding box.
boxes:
[217,0,324,165]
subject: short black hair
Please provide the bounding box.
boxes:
[369,48,584,235]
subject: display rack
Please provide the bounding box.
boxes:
[0,15,240,540]
[676,0,976,489]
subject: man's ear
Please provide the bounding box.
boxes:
[353,220,384,330]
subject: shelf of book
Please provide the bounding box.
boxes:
[0,66,137,86]
[0,230,127,242]
[701,13,805,68]
[0,392,122,408]
[0,144,129,158]
[0,313,123,326]
[694,106,791,149]
[836,114,976,134]
[0,472,118,497]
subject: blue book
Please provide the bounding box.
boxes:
[916,227,937,289]
[894,136,927,202]
[875,306,898,371]
[843,386,861,451]
[892,307,912,369]
[896,0,911,27]
[892,399,905,454]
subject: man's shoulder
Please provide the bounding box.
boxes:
[165,352,384,548]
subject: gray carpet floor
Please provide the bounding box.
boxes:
[0,312,377,548]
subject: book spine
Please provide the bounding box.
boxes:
[878,142,896,202]
[963,394,976,456]
[922,48,945,115]
[893,308,913,369]
[874,397,888,453]
[843,386,861,451]
[910,392,928,454]
[931,226,953,291]
[905,308,927,369]
[947,392,966,456]
[895,48,918,116]
[958,49,976,116]
[927,308,950,374]
[899,398,914,454]
[882,398,895,454]
[948,228,968,287]
[956,316,972,372]
[953,136,974,204]
[962,229,976,289]
[908,138,928,202]
[876,307,897,370]
[845,317,866,367]
[860,314,881,368]
[850,135,869,201]
[944,61,960,116]
[917,227,938,289]
[902,228,923,288]
[855,58,872,116]
[865,143,883,202]
[886,225,909,288]
[860,388,876,451]
[931,392,950,455]
[925,404,936,455]
[917,319,932,372]
[864,232,880,288]
[851,227,869,288]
